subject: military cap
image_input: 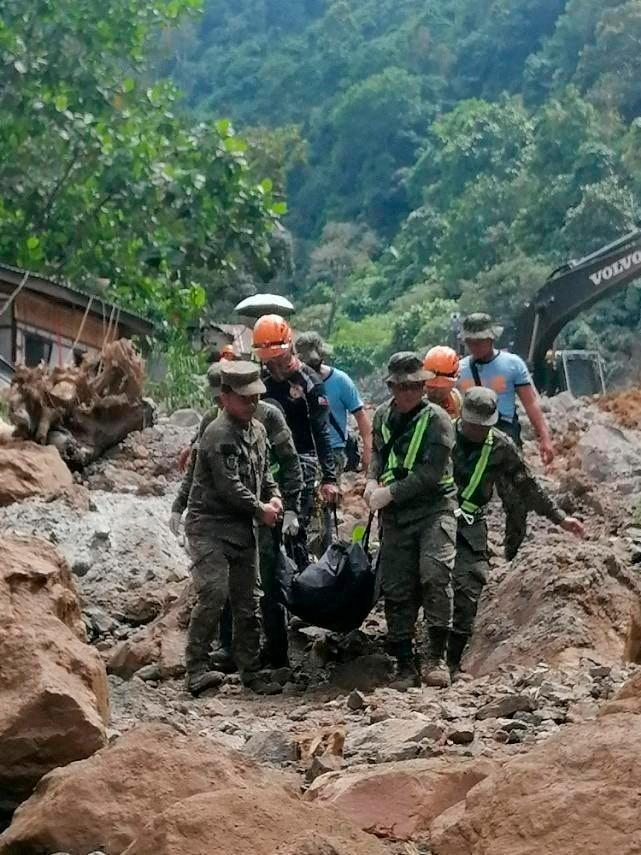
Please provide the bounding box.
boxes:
[462,313,504,341]
[385,351,431,384]
[295,330,333,363]
[206,362,223,390]
[461,387,499,426]
[220,360,266,396]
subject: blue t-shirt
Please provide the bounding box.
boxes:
[459,350,531,421]
[323,367,364,449]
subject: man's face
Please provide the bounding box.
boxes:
[300,348,322,373]
[265,347,295,381]
[389,381,425,413]
[220,390,259,423]
[460,420,491,443]
[426,386,449,404]
[465,338,494,361]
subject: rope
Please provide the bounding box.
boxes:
[0,271,30,320]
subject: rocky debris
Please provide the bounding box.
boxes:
[345,716,447,764]
[169,408,201,428]
[476,693,535,720]
[306,756,497,842]
[2,723,384,855]
[0,491,190,622]
[600,670,641,717]
[243,730,299,765]
[7,339,150,468]
[121,787,387,855]
[431,713,641,855]
[578,422,641,491]
[108,583,191,679]
[0,535,109,820]
[347,689,366,710]
[465,531,641,676]
[0,441,73,506]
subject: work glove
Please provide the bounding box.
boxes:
[363,479,378,504]
[369,486,393,512]
[282,510,300,537]
[168,512,182,537]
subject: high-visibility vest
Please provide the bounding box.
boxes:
[458,429,494,515]
[380,407,454,488]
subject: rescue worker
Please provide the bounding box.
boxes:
[252,315,338,562]
[366,352,457,690]
[219,344,237,362]
[295,330,372,478]
[170,363,303,672]
[184,361,284,696]
[458,313,555,464]
[424,346,462,418]
[450,387,585,675]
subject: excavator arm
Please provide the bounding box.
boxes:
[513,230,641,389]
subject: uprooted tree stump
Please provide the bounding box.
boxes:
[7,339,154,469]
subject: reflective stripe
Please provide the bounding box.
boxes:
[380,408,453,488]
[459,429,494,514]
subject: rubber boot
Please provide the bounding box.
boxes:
[423,627,451,689]
[447,631,469,680]
[210,646,237,674]
[186,666,226,697]
[389,640,421,691]
[241,669,283,696]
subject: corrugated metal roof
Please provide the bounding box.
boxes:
[0,262,155,336]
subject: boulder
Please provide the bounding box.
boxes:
[121,787,386,855]
[1,723,384,855]
[345,716,442,763]
[0,535,109,820]
[169,408,201,428]
[431,713,641,855]
[108,583,190,679]
[600,670,641,717]
[466,532,641,676]
[306,757,496,841]
[0,441,73,506]
[578,422,641,486]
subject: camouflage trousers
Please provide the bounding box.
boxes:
[452,519,490,636]
[185,531,260,676]
[379,512,457,643]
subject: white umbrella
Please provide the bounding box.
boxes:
[234,293,295,319]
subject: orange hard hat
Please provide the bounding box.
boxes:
[423,346,460,388]
[252,314,293,361]
[219,345,236,361]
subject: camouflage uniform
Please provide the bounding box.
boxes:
[450,397,566,668]
[176,401,302,668]
[369,400,457,643]
[185,400,280,681]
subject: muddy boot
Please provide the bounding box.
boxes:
[389,640,421,691]
[210,646,237,674]
[241,669,283,696]
[186,667,226,697]
[423,627,451,689]
[447,632,469,680]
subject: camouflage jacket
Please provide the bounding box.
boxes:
[453,422,566,559]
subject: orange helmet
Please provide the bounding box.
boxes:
[219,344,236,361]
[423,346,460,389]
[252,314,293,361]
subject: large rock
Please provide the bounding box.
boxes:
[466,531,640,676]
[0,535,109,820]
[431,713,641,855]
[306,757,496,841]
[108,583,190,679]
[0,441,73,506]
[1,723,384,855]
[600,670,641,717]
[121,788,386,855]
[578,422,641,488]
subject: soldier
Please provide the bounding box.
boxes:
[171,363,303,674]
[449,387,585,676]
[366,352,458,690]
[184,361,284,696]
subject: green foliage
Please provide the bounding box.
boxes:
[0,0,285,338]
[146,335,210,412]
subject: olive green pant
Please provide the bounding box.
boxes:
[452,520,489,636]
[185,532,261,676]
[379,512,456,643]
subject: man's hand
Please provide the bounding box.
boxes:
[177,447,191,472]
[320,482,340,505]
[539,437,555,466]
[260,503,281,527]
[561,516,585,538]
[369,486,393,511]
[270,496,284,516]
[168,512,182,537]
[282,510,299,537]
[361,447,372,473]
[363,479,377,504]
